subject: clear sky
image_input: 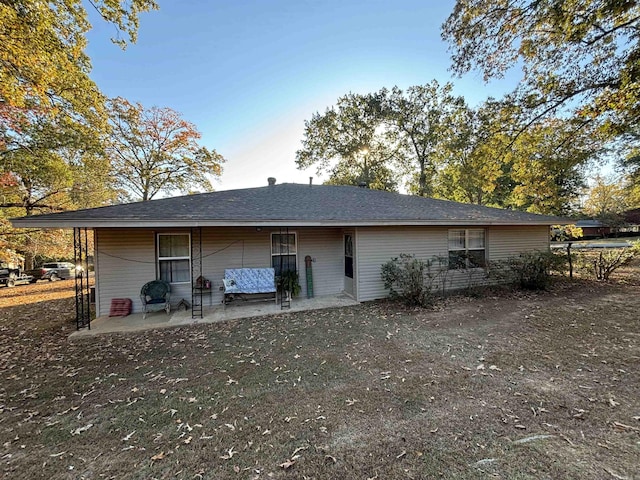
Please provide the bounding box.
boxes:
[86,0,522,192]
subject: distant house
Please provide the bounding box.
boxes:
[622,208,640,233]
[575,219,611,238]
[12,181,563,319]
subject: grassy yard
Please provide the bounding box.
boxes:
[0,274,639,479]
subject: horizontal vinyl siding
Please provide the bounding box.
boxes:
[487,226,550,260]
[95,228,157,316]
[297,228,343,297]
[95,227,346,313]
[201,227,344,302]
[356,225,551,302]
[200,227,271,305]
[95,225,551,313]
[357,226,448,302]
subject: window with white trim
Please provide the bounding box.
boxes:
[158,233,190,283]
[448,229,486,269]
[271,232,297,275]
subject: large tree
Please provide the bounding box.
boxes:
[1,0,157,265]
[442,0,640,135]
[296,82,466,194]
[505,118,601,215]
[432,100,511,206]
[295,92,399,190]
[106,97,225,201]
[1,0,157,132]
[382,81,466,196]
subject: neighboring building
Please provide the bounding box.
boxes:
[12,181,563,319]
[575,219,611,238]
[622,208,640,233]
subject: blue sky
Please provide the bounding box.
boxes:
[86,0,522,191]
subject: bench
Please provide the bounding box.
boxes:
[223,268,277,307]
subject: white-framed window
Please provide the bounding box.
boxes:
[448,229,486,270]
[158,233,190,283]
[271,232,297,275]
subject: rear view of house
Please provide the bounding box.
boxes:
[12,181,562,326]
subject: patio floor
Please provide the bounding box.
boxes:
[70,293,359,338]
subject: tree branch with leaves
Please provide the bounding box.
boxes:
[106,97,225,201]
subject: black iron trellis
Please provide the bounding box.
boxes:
[73,227,92,330]
[279,226,291,310]
[191,227,203,319]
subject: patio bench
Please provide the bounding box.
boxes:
[223,268,277,307]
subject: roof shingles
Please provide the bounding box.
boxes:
[12,183,566,228]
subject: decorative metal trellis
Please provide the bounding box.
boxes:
[279,226,291,310]
[191,227,204,319]
[73,227,93,330]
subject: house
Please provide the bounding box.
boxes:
[11,180,562,323]
[622,208,640,234]
[574,219,611,238]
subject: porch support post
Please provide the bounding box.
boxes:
[73,227,92,330]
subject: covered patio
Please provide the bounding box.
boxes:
[70,293,359,338]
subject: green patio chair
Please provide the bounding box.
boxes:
[140,280,171,320]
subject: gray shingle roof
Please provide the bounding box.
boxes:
[11,183,567,228]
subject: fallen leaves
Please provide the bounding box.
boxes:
[70,423,93,435]
[150,451,165,461]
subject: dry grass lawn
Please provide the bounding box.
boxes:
[0,271,638,479]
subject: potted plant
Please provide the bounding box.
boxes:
[277,270,301,300]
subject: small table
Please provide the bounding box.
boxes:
[193,287,213,307]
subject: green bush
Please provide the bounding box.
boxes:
[490,250,565,290]
[380,254,439,307]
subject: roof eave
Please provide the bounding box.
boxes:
[10,218,561,229]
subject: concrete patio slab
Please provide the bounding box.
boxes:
[70,293,359,338]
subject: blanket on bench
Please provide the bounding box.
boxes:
[223,268,277,306]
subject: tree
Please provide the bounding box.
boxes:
[296,83,466,195]
[296,92,398,190]
[582,175,630,228]
[1,0,158,132]
[106,97,225,201]
[382,81,466,196]
[442,1,640,135]
[506,118,600,215]
[1,0,157,267]
[323,144,398,191]
[432,100,513,206]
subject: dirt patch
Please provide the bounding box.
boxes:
[0,272,639,479]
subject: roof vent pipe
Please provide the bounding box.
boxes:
[309,177,313,186]
[267,177,276,186]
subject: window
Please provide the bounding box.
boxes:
[344,234,353,279]
[158,233,190,283]
[448,229,486,269]
[271,233,297,275]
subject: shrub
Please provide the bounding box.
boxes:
[490,250,565,290]
[576,242,640,281]
[380,254,440,307]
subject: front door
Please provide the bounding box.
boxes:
[344,234,354,296]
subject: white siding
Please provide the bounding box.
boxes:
[357,226,448,302]
[487,225,550,260]
[356,225,551,302]
[297,228,344,297]
[95,228,157,316]
[95,226,345,314]
[95,225,550,313]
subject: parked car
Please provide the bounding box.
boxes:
[26,262,78,282]
[0,263,33,287]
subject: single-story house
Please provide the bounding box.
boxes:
[12,180,562,325]
[574,219,611,238]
